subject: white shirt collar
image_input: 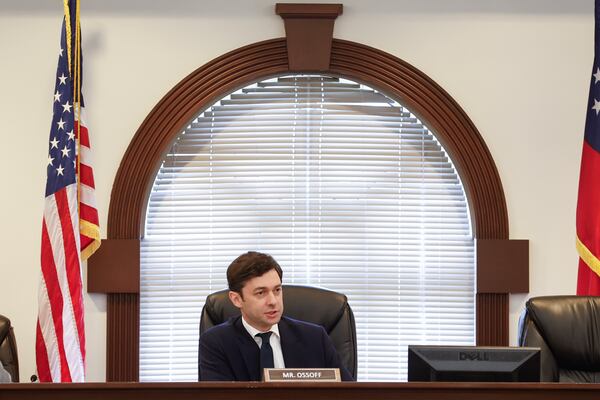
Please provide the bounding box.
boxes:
[241,316,280,339]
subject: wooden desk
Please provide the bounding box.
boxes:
[1,382,599,400]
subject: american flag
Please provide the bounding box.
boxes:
[36,0,100,382]
[576,0,600,295]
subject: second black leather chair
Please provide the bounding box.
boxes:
[199,284,357,380]
[0,315,19,382]
[518,295,600,382]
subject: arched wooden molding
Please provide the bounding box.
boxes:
[89,5,527,381]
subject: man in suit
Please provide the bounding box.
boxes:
[198,251,353,381]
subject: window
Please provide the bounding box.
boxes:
[139,75,475,382]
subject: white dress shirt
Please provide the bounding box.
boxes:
[241,317,285,368]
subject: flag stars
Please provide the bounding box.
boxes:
[54,91,62,102]
[593,99,600,115]
[61,145,71,158]
[57,118,66,130]
[62,101,72,113]
[59,48,64,57]
[50,137,59,149]
[594,68,600,84]
[67,130,75,141]
[56,164,65,176]
[47,154,54,167]
[58,74,68,85]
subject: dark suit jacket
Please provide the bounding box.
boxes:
[199,316,353,381]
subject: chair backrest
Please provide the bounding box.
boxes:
[0,315,19,382]
[518,295,600,382]
[199,284,357,379]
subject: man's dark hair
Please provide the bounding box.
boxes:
[227,251,283,294]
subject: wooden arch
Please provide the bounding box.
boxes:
[92,8,525,380]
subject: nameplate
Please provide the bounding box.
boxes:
[263,368,341,382]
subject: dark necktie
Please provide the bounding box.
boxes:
[256,332,274,371]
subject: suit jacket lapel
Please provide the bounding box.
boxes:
[279,317,302,367]
[233,317,261,380]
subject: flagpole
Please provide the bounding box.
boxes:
[75,0,81,221]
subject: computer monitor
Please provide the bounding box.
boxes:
[408,345,540,382]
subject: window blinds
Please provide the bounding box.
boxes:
[140,75,475,382]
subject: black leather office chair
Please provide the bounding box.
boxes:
[199,284,357,379]
[518,296,600,382]
[0,315,19,382]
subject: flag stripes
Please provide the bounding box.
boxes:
[38,187,85,382]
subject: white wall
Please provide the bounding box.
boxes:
[0,0,590,382]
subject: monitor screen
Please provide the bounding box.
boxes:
[408,345,540,382]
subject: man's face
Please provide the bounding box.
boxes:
[229,269,284,332]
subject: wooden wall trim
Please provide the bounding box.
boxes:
[276,3,343,70]
[102,35,511,380]
[275,3,343,18]
[88,239,140,293]
[477,240,529,294]
[477,293,509,346]
[107,294,139,382]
